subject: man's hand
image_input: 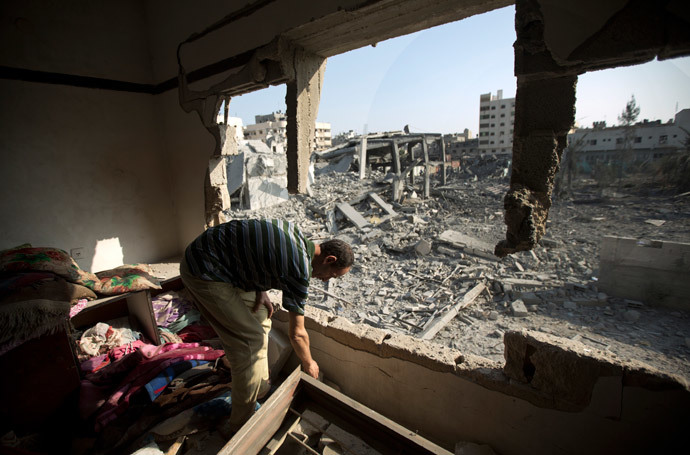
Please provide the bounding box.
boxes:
[253,291,275,318]
[302,359,319,379]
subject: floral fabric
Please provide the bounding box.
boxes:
[0,246,161,295]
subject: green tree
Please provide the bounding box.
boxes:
[616,95,640,187]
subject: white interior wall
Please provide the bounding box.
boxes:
[0,1,179,270]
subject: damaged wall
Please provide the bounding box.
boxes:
[271,307,690,455]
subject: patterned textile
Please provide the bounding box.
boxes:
[91,343,225,431]
[184,219,315,314]
[164,308,201,334]
[110,340,147,361]
[79,323,140,357]
[69,298,89,318]
[0,245,162,296]
[151,290,194,328]
[158,328,183,345]
[92,264,162,295]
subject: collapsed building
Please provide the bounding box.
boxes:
[1,1,690,454]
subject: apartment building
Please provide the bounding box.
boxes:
[568,108,690,170]
[478,89,515,154]
[244,111,331,152]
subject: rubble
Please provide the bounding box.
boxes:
[225,157,690,380]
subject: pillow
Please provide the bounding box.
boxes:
[0,246,97,284]
[92,264,162,295]
[0,274,97,304]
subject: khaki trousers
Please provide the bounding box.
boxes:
[180,259,271,429]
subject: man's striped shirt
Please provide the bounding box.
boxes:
[184,219,315,315]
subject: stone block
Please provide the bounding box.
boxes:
[415,239,432,255]
[510,299,529,317]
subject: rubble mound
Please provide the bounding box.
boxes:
[228,167,690,380]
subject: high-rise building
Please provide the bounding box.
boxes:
[477,90,515,154]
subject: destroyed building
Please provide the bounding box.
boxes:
[1,1,690,455]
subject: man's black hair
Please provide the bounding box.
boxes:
[320,239,354,268]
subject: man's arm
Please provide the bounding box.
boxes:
[288,312,319,379]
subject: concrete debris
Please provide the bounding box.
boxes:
[225,140,290,210]
[510,299,529,317]
[414,239,432,255]
[228,155,690,380]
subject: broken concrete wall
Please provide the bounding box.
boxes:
[271,306,690,455]
[225,140,290,211]
[0,1,179,270]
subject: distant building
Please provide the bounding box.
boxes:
[244,111,331,152]
[215,115,245,142]
[244,112,287,153]
[444,129,476,157]
[332,130,358,146]
[477,90,515,155]
[567,109,690,170]
[314,121,332,151]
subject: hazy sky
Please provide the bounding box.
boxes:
[226,5,690,135]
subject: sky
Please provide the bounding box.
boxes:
[226,5,690,136]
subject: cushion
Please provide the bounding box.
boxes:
[92,264,162,296]
[0,274,97,304]
[0,246,99,285]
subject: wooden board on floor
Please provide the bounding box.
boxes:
[599,236,690,310]
[220,367,452,455]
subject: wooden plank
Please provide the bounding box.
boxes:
[127,291,161,346]
[419,283,486,340]
[220,366,302,455]
[300,374,452,455]
[336,202,369,229]
[599,236,690,310]
[368,192,396,216]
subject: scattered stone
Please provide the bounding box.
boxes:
[415,239,432,255]
[488,310,499,320]
[519,292,542,305]
[510,299,529,317]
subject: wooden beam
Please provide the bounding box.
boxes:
[419,283,486,340]
[220,367,302,455]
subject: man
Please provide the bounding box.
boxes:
[179,218,353,434]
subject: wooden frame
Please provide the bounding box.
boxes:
[220,367,452,455]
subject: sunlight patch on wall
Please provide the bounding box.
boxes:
[91,237,124,272]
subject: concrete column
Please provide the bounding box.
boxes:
[391,141,403,202]
[422,136,430,199]
[359,131,368,180]
[495,75,576,257]
[409,143,416,185]
[286,48,327,194]
[440,137,447,186]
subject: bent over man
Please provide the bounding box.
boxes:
[180,218,353,434]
